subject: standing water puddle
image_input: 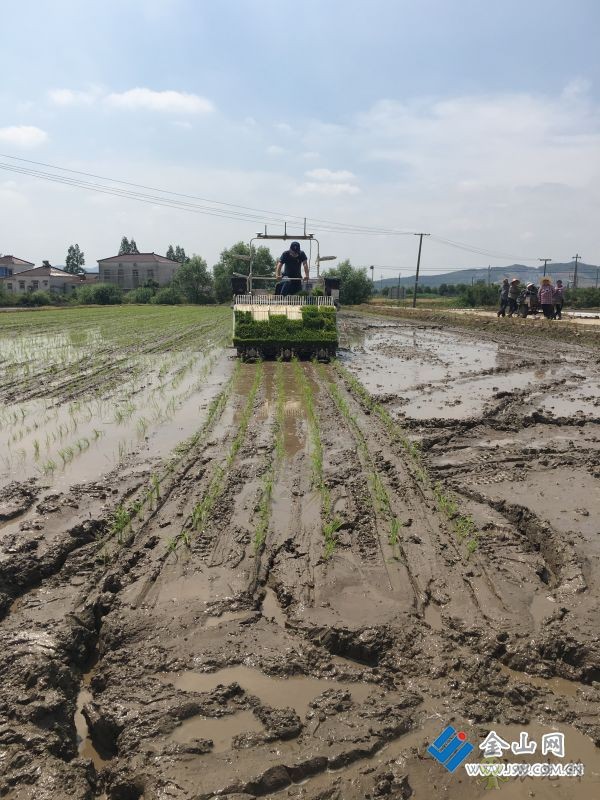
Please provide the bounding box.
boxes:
[261,586,287,627]
[171,710,264,752]
[499,664,582,698]
[160,665,373,751]
[75,670,108,769]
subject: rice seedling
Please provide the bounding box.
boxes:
[110,505,131,544]
[42,459,57,475]
[334,362,482,558]
[293,360,340,558]
[169,365,262,552]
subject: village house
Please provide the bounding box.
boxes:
[97,252,180,289]
[1,265,92,295]
[0,255,35,278]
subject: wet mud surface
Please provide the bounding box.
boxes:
[2,308,600,799]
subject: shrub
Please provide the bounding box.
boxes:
[457,282,499,307]
[564,287,600,308]
[76,283,123,305]
[17,290,53,306]
[150,287,184,305]
[123,287,155,304]
[0,288,14,307]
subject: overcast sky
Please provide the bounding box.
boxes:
[1,0,599,276]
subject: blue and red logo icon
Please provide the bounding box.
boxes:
[427,725,474,772]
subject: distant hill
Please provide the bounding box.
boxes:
[374,262,599,289]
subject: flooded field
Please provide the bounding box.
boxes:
[1,306,600,800]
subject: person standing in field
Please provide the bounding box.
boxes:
[553,279,565,319]
[538,277,555,319]
[497,278,510,317]
[507,279,520,316]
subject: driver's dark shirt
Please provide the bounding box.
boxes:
[279,250,307,279]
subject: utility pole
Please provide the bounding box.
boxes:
[397,271,401,302]
[487,265,491,285]
[572,254,581,289]
[596,268,599,289]
[539,257,552,277]
[369,265,374,283]
[411,233,430,308]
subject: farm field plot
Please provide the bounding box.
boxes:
[1,306,600,800]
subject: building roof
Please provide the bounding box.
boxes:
[0,255,34,267]
[97,252,179,265]
[1,266,85,280]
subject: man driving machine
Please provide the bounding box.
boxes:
[275,241,309,296]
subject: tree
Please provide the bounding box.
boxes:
[65,244,86,274]
[323,260,373,305]
[118,236,139,255]
[173,255,214,303]
[213,241,275,302]
[166,244,188,264]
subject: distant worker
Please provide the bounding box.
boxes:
[553,279,565,319]
[275,241,309,297]
[525,282,539,316]
[538,277,555,319]
[507,278,520,317]
[497,278,509,317]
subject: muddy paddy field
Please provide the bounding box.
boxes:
[1,305,600,799]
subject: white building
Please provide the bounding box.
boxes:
[0,255,35,278]
[97,253,180,289]
[1,266,90,295]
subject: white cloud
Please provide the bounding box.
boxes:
[356,88,600,190]
[296,181,360,196]
[275,122,292,134]
[48,88,101,106]
[172,120,193,130]
[305,168,356,182]
[301,151,320,160]
[0,125,48,148]
[105,88,213,114]
[266,145,286,156]
[48,86,214,114]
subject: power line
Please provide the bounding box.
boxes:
[0,152,550,260]
[0,153,416,237]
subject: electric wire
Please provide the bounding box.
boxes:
[0,153,543,260]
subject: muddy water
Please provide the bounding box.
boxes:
[160,666,373,718]
[74,670,107,769]
[401,370,539,420]
[341,317,514,395]
[171,710,264,752]
[0,348,230,490]
[499,664,582,698]
[261,585,287,627]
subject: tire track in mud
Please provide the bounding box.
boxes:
[0,357,252,799]
[3,314,600,799]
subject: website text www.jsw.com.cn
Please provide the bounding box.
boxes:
[464,762,585,778]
